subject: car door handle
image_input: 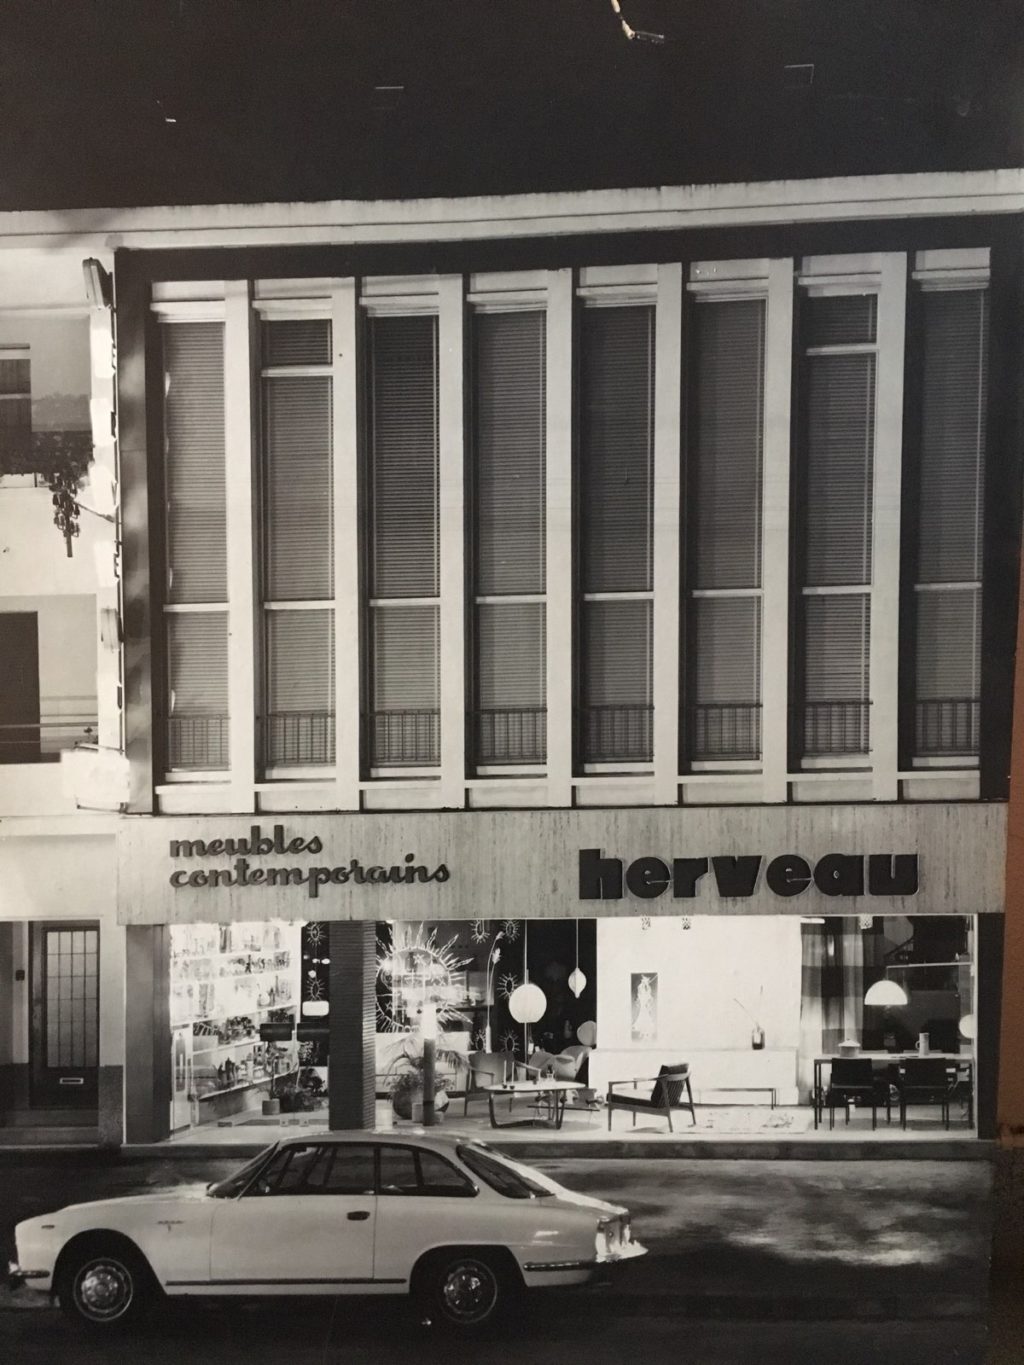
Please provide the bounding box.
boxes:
[347,1211,371,1221]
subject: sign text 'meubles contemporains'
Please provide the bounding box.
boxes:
[167,826,449,897]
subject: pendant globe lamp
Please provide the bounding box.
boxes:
[508,921,546,1058]
[568,919,587,999]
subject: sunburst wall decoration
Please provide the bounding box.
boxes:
[376,926,474,1034]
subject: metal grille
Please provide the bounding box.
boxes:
[580,704,653,762]
[915,698,979,756]
[800,700,871,756]
[689,703,762,760]
[166,714,229,769]
[367,709,440,766]
[262,711,336,766]
[474,707,547,763]
[46,928,98,1069]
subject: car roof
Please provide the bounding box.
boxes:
[276,1130,473,1154]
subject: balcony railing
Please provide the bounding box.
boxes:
[688,703,762,761]
[800,700,871,757]
[0,717,97,765]
[474,707,547,764]
[165,714,229,770]
[261,711,335,766]
[367,709,440,767]
[580,704,653,763]
[915,697,979,757]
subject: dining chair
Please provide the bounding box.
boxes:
[897,1057,957,1129]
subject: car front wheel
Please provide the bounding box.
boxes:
[59,1243,150,1329]
[430,1253,506,1330]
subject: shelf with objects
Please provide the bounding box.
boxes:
[169,920,304,1131]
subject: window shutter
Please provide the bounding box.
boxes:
[691,299,765,590]
[163,322,227,603]
[802,594,870,754]
[371,605,440,765]
[266,610,335,764]
[803,352,876,587]
[264,375,333,600]
[691,597,762,759]
[166,612,228,768]
[473,311,546,595]
[579,306,655,593]
[916,290,987,583]
[581,599,652,761]
[368,315,439,598]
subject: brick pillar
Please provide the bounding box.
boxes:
[328,922,376,1130]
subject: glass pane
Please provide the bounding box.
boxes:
[167,613,229,769]
[264,375,333,600]
[803,353,876,586]
[379,1147,419,1196]
[261,319,331,367]
[580,599,653,762]
[265,610,335,765]
[803,294,877,347]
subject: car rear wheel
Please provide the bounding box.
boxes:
[429,1253,506,1330]
[58,1242,150,1329]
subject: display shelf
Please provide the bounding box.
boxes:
[196,1075,273,1101]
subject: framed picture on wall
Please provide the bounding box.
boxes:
[631,972,658,1042]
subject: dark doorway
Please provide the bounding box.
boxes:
[30,922,100,1109]
[0,612,40,763]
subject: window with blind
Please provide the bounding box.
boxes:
[686,298,765,762]
[161,322,229,770]
[796,294,877,759]
[910,287,988,758]
[366,315,440,766]
[0,345,31,465]
[472,311,546,765]
[260,319,335,767]
[578,304,655,763]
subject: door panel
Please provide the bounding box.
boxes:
[30,922,99,1108]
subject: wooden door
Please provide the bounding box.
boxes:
[30,922,99,1108]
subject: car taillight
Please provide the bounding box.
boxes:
[596,1216,626,1260]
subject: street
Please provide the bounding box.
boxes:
[0,1153,993,1362]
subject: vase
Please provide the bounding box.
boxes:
[392,1086,449,1121]
[751,1026,765,1051]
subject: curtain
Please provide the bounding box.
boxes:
[798,925,827,1103]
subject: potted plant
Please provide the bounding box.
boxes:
[385,1038,459,1121]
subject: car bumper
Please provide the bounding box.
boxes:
[523,1241,648,1287]
[7,1261,50,1293]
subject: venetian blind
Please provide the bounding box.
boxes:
[264,375,333,600]
[693,597,761,705]
[473,311,546,595]
[373,605,440,712]
[368,315,439,598]
[803,351,876,587]
[803,594,871,702]
[916,289,988,584]
[265,609,335,765]
[163,322,227,603]
[476,602,546,709]
[166,612,229,768]
[581,600,652,706]
[691,299,765,590]
[579,306,655,593]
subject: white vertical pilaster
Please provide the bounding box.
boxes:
[871,252,908,800]
[332,279,362,810]
[89,306,122,755]
[545,270,574,807]
[223,281,257,812]
[438,276,466,808]
[653,263,682,805]
[761,259,795,803]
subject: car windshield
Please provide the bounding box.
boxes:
[207,1144,278,1199]
[457,1142,554,1199]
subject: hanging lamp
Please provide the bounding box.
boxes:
[568,918,587,998]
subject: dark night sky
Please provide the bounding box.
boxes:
[0,0,1020,211]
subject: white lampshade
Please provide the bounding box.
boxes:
[508,982,546,1024]
[577,1020,597,1048]
[568,968,587,999]
[959,1013,976,1040]
[864,979,909,1008]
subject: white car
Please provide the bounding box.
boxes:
[9,1131,645,1331]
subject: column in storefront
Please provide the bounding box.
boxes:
[123,925,171,1144]
[98,923,126,1147]
[328,922,376,1129]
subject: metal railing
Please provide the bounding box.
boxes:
[688,703,762,761]
[800,700,871,757]
[262,711,336,766]
[367,709,440,766]
[474,707,547,764]
[165,715,229,770]
[0,717,97,764]
[915,698,979,757]
[580,704,653,763]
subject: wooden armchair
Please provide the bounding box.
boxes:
[607,1063,696,1132]
[463,1050,511,1116]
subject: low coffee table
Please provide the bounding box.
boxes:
[485,1080,585,1130]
